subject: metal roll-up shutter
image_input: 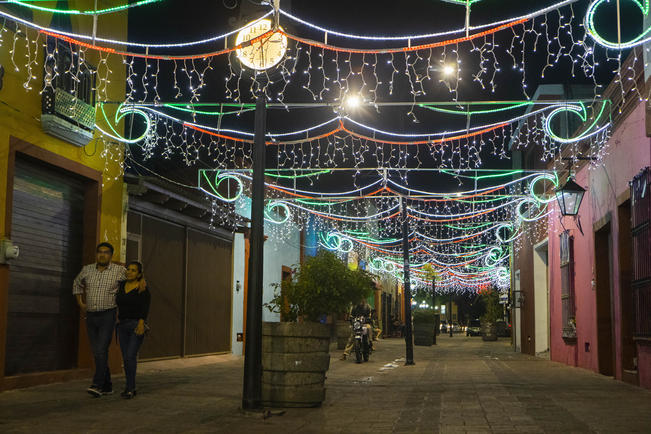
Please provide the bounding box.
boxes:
[139,215,185,359]
[5,157,84,376]
[185,229,232,355]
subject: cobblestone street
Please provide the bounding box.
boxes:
[1,337,650,433]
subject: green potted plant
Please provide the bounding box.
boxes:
[480,287,501,341]
[412,308,436,346]
[263,250,374,407]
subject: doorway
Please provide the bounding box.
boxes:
[514,269,521,352]
[618,200,637,384]
[595,222,614,376]
[5,156,84,375]
[533,240,550,357]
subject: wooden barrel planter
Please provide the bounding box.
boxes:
[413,310,435,346]
[413,321,434,346]
[262,321,331,408]
[481,322,498,341]
[335,320,350,350]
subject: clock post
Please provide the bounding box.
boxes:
[239,2,285,411]
[242,93,267,411]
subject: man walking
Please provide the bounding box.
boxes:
[73,242,126,397]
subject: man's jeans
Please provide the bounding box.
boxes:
[86,308,116,389]
[117,319,145,392]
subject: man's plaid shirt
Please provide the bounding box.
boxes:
[73,263,126,312]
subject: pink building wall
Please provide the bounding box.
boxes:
[547,102,651,389]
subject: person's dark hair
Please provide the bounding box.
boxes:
[96,242,114,255]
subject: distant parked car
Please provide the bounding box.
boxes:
[466,319,481,336]
[439,321,448,333]
[496,321,511,337]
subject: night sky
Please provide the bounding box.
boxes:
[124,0,640,191]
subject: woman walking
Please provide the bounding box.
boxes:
[116,261,150,399]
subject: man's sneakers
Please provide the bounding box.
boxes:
[87,385,102,397]
[87,385,113,397]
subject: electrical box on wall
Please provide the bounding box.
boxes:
[0,239,20,264]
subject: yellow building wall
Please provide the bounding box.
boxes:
[0,0,128,255]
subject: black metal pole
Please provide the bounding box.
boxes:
[242,95,266,410]
[449,292,453,337]
[401,196,415,365]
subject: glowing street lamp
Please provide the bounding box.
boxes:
[554,177,586,216]
[442,64,456,76]
[343,94,362,110]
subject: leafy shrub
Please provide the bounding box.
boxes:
[266,250,375,322]
[412,308,436,323]
[480,288,502,324]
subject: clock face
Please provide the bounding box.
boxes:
[235,19,287,71]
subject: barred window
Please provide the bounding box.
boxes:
[560,231,576,340]
[45,37,96,106]
[631,168,651,338]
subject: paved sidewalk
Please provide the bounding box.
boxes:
[1,337,650,433]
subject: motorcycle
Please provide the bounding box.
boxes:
[351,315,371,363]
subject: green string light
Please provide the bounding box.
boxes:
[265,170,332,179]
[7,0,164,15]
[439,169,523,179]
[163,104,256,116]
[419,102,532,116]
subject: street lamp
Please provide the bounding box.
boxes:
[442,64,456,76]
[343,94,362,110]
[554,177,586,216]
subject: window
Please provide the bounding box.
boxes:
[560,231,576,341]
[631,168,651,338]
[45,37,96,105]
[41,37,97,134]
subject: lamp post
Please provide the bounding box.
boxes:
[554,177,586,217]
[449,292,453,337]
[400,196,415,365]
[242,95,266,410]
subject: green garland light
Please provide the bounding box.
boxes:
[543,100,610,143]
[199,171,243,203]
[420,102,532,116]
[7,0,163,15]
[97,103,151,144]
[265,170,332,179]
[586,0,651,49]
[265,201,291,224]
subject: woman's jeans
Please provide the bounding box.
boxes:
[117,319,145,392]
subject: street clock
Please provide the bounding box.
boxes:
[235,19,287,71]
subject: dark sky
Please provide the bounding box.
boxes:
[125,0,639,189]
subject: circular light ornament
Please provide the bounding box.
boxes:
[97,103,152,144]
[585,0,651,49]
[264,201,291,224]
[484,246,508,267]
[495,222,521,244]
[517,198,547,222]
[543,101,610,144]
[384,261,397,273]
[235,18,287,70]
[529,173,559,204]
[210,172,244,202]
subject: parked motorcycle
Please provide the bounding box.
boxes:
[351,315,371,363]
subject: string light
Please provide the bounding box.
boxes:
[7,0,163,15]
[585,0,651,49]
